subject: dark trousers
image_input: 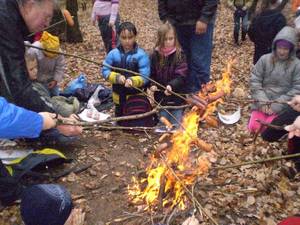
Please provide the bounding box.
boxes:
[98,15,120,53]
[233,9,248,44]
[261,107,300,167]
[175,22,215,93]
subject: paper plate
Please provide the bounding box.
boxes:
[217,106,241,125]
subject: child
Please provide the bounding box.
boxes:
[91,0,120,53]
[102,22,150,117]
[228,0,252,45]
[25,50,80,118]
[150,22,187,129]
[26,31,65,97]
[248,26,300,134]
[248,0,286,64]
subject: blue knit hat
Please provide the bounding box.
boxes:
[20,184,73,225]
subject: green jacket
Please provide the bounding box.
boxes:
[227,0,252,9]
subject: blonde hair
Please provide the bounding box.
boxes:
[155,22,182,67]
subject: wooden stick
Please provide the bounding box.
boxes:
[229,98,287,105]
[83,125,164,131]
[58,105,189,126]
[212,153,300,170]
[255,119,285,130]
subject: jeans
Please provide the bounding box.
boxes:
[98,15,120,53]
[233,10,248,44]
[158,109,183,127]
[176,22,215,93]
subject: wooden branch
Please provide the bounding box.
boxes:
[212,153,300,170]
[228,98,287,105]
[58,105,189,126]
[255,119,285,130]
[83,125,164,131]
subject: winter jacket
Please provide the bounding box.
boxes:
[248,9,286,64]
[102,44,150,105]
[91,0,119,24]
[158,0,218,25]
[151,49,187,106]
[0,97,43,139]
[0,0,54,113]
[26,41,65,83]
[227,0,252,9]
[250,26,300,114]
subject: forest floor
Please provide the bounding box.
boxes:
[1,1,299,225]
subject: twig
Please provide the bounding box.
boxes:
[212,153,300,170]
[27,17,73,37]
[83,125,164,131]
[229,98,287,105]
[160,154,219,225]
[255,119,285,130]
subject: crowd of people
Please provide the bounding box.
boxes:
[1,0,300,224]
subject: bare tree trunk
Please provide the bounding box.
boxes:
[66,0,83,43]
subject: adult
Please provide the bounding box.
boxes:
[248,0,286,64]
[0,0,56,112]
[158,0,218,93]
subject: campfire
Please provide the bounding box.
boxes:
[128,62,233,213]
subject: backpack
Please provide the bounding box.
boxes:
[118,95,156,128]
[0,148,71,206]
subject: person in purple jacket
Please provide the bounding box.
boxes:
[150,22,188,130]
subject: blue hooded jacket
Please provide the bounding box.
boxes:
[0,97,43,139]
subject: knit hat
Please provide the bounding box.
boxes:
[20,184,73,225]
[278,216,300,225]
[275,39,294,50]
[40,31,60,58]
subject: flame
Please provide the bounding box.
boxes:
[128,62,233,211]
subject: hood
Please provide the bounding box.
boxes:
[272,26,298,57]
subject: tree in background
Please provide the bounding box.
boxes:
[66,0,83,43]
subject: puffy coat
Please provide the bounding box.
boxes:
[250,26,300,113]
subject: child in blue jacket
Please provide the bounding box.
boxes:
[102,22,150,117]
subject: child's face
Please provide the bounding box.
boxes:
[276,46,290,60]
[26,59,38,80]
[119,30,136,52]
[164,30,175,48]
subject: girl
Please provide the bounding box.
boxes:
[150,22,188,130]
[91,0,120,53]
[249,26,300,134]
[102,22,150,117]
